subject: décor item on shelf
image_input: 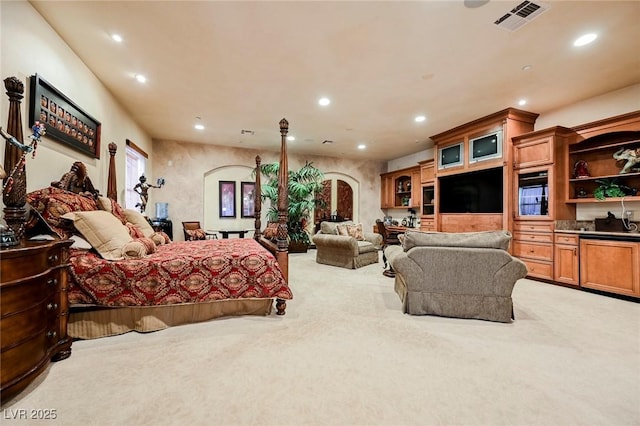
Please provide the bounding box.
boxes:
[573,160,590,179]
[29,74,101,158]
[613,147,640,174]
[593,178,632,200]
[0,220,18,247]
[576,187,588,198]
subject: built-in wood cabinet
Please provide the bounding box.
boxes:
[580,238,639,297]
[431,108,539,232]
[418,160,435,231]
[565,111,640,204]
[512,220,554,280]
[553,233,580,286]
[380,166,420,209]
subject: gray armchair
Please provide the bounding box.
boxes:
[312,221,383,269]
[384,230,527,323]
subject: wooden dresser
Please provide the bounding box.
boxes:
[1,239,73,403]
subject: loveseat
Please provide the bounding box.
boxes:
[384,230,527,322]
[312,221,383,269]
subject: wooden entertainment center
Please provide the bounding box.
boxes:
[381,108,640,298]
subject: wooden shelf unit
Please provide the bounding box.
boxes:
[380,166,420,209]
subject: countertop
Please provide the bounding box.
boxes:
[555,229,640,240]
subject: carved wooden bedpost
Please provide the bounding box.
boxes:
[107,142,118,200]
[2,77,28,239]
[254,155,262,239]
[275,118,289,315]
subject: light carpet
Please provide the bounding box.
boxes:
[3,251,639,426]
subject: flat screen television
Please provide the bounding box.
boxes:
[469,130,502,163]
[438,142,463,169]
[439,167,503,213]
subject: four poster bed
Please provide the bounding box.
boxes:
[26,119,294,339]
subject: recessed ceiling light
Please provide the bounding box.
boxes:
[318,97,331,106]
[111,34,123,43]
[135,74,147,83]
[521,65,532,71]
[357,144,366,150]
[194,124,205,130]
[574,33,598,47]
[518,99,527,106]
[287,136,295,141]
[414,115,426,123]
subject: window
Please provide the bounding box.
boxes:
[125,140,148,210]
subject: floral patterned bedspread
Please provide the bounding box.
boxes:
[68,238,292,306]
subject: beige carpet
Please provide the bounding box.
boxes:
[3,251,639,426]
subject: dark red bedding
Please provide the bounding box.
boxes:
[68,238,293,306]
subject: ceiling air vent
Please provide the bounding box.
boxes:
[494,1,550,32]
[240,129,255,135]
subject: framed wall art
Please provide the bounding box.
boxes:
[241,181,256,218]
[219,181,236,218]
[29,74,101,159]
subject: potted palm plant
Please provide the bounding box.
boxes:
[258,161,325,253]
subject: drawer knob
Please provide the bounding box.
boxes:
[47,331,57,339]
[48,254,59,264]
[529,249,534,253]
[47,278,58,286]
[47,303,59,310]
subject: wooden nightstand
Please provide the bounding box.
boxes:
[1,239,73,403]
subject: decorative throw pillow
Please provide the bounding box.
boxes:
[336,224,349,236]
[96,196,128,224]
[62,210,133,260]
[155,231,172,244]
[346,223,365,241]
[26,187,99,239]
[123,209,156,238]
[125,222,146,239]
[121,240,147,259]
[185,228,206,241]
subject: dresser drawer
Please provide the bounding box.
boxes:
[0,271,59,317]
[514,231,553,244]
[513,241,553,261]
[513,221,554,233]
[554,233,579,245]
[521,259,553,280]
[1,303,51,348]
[1,333,47,389]
[0,242,68,282]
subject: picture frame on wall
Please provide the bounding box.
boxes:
[219,181,236,218]
[241,182,256,218]
[29,74,101,159]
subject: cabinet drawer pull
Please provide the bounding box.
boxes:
[47,331,57,339]
[47,278,58,286]
[47,303,58,310]
[48,254,59,264]
[529,249,534,253]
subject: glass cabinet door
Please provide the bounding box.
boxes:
[517,170,549,217]
[422,185,434,216]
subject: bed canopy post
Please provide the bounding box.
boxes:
[254,155,262,239]
[2,76,28,239]
[275,118,289,281]
[107,142,118,200]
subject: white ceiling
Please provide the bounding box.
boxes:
[30,1,640,161]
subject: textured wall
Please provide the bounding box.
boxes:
[152,139,386,240]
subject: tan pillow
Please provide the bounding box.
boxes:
[346,223,365,241]
[96,196,127,224]
[123,209,155,238]
[62,210,133,260]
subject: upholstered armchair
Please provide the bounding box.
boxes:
[182,221,207,241]
[384,230,528,323]
[312,221,383,269]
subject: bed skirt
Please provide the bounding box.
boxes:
[68,299,274,339]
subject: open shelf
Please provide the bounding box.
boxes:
[566,196,640,204]
[569,172,640,182]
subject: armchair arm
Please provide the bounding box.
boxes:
[312,233,359,256]
[363,232,383,249]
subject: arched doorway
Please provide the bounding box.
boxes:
[314,174,358,226]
